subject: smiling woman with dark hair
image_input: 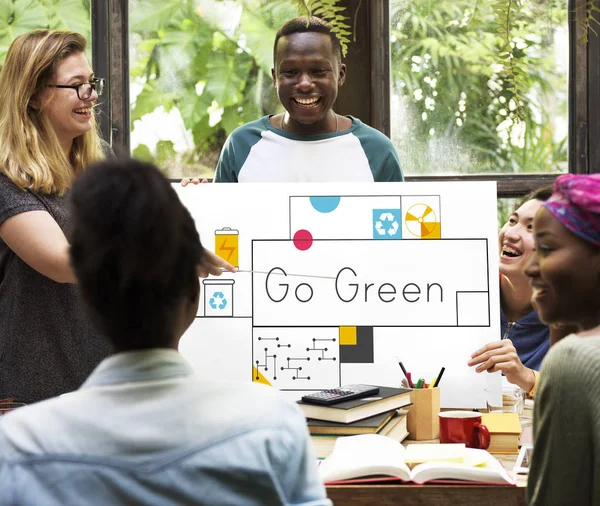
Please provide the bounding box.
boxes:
[468,186,555,395]
[525,174,600,506]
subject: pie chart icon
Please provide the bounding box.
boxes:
[405,203,439,238]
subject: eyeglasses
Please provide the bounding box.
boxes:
[46,77,105,100]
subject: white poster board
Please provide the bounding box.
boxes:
[175,182,502,408]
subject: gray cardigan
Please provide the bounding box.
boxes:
[528,333,600,505]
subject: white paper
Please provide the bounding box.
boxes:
[175,182,502,408]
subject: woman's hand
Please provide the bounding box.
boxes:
[181,178,208,186]
[197,248,236,278]
[468,339,536,392]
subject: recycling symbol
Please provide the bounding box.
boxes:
[209,291,228,310]
[375,212,399,236]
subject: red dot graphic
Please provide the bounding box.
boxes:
[293,229,313,251]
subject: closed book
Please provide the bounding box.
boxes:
[481,413,522,454]
[378,410,409,442]
[311,411,409,459]
[307,410,397,435]
[298,386,411,424]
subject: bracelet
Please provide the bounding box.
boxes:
[527,369,539,398]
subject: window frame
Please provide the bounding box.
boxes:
[92,0,130,151]
[93,0,598,193]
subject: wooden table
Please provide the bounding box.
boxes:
[326,445,527,506]
[326,483,525,506]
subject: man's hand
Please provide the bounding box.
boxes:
[181,178,208,186]
[197,248,236,278]
[468,339,535,392]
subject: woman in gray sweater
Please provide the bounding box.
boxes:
[525,174,600,506]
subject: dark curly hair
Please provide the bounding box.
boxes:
[69,158,204,351]
[273,16,342,65]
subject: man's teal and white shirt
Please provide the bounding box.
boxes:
[214,116,404,182]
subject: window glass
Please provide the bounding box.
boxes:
[0,0,91,65]
[498,197,521,229]
[129,0,297,178]
[390,0,568,176]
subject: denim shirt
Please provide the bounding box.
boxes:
[0,350,331,506]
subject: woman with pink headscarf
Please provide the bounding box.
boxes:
[525,174,600,506]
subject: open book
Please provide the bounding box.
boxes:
[319,434,515,485]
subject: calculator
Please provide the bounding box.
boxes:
[301,384,380,405]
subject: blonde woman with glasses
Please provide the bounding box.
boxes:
[0,31,235,405]
[0,30,113,404]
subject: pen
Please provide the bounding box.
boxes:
[415,378,424,389]
[397,360,413,387]
[405,372,414,389]
[428,378,437,389]
[432,367,446,388]
[219,267,336,280]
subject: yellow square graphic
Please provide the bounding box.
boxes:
[423,222,441,239]
[339,326,357,345]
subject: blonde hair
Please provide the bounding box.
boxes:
[0,30,104,195]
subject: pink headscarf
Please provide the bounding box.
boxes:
[543,174,600,247]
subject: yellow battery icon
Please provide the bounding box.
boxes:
[214,227,239,267]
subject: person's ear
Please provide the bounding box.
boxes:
[182,278,200,330]
[271,67,277,88]
[338,63,346,87]
[29,96,40,110]
[593,248,600,277]
[190,277,200,304]
[29,89,50,111]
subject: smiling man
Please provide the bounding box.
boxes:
[213,16,403,183]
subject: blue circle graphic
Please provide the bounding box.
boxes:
[309,196,341,213]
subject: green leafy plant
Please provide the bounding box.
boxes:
[0,0,90,62]
[494,0,527,122]
[390,0,568,175]
[293,0,351,56]
[576,0,600,42]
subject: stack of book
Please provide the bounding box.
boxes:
[481,412,523,454]
[297,386,412,458]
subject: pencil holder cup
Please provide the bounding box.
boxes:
[407,387,441,441]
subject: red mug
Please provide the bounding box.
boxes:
[438,411,490,449]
